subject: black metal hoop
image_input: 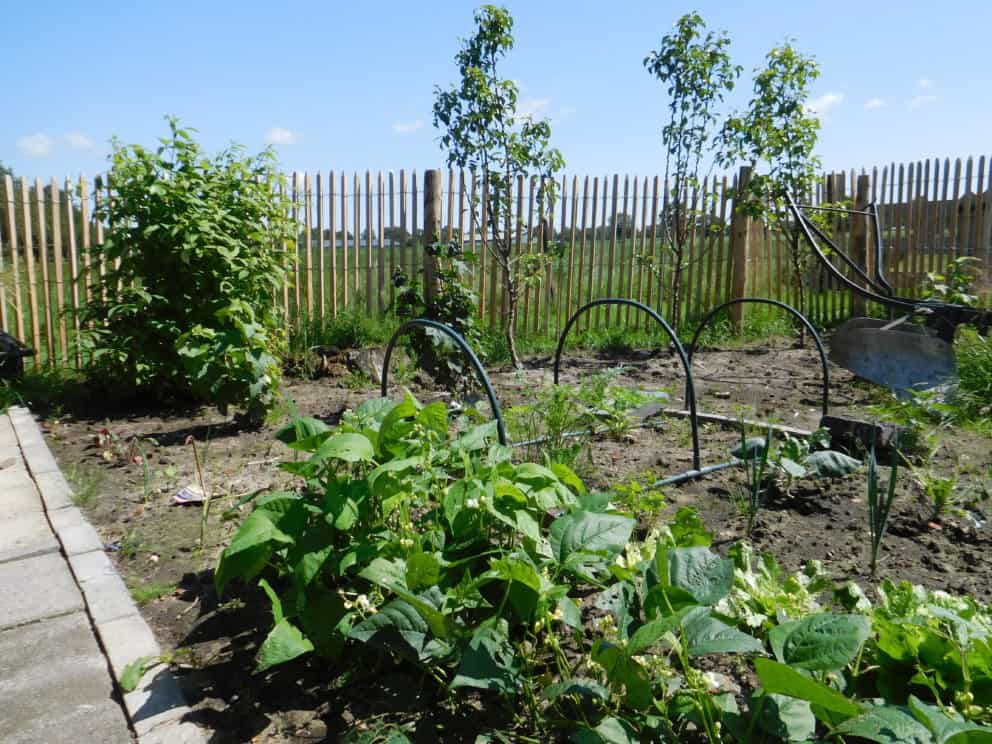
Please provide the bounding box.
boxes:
[552,298,700,471]
[380,319,508,446]
[685,297,830,417]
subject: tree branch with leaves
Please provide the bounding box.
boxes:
[719,42,822,338]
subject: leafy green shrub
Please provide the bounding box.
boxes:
[78,118,294,419]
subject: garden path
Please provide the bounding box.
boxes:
[0,407,206,744]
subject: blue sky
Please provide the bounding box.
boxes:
[3,0,990,181]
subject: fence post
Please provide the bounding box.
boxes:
[423,169,442,304]
[851,174,871,316]
[728,166,753,330]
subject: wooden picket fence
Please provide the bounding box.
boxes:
[2,156,990,370]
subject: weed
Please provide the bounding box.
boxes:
[128,580,178,606]
[915,466,961,523]
[65,465,105,508]
[611,473,667,522]
[118,530,146,560]
[289,311,395,355]
[342,370,375,391]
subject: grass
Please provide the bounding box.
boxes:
[128,580,178,606]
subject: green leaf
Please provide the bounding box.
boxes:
[570,717,639,744]
[665,547,734,605]
[668,506,712,546]
[753,658,862,718]
[349,598,433,661]
[119,655,159,693]
[405,553,441,592]
[752,692,816,742]
[683,609,764,656]
[732,436,768,459]
[215,510,293,594]
[779,457,807,478]
[416,401,448,435]
[550,462,587,495]
[255,618,314,672]
[835,706,933,744]
[909,696,992,743]
[450,626,521,693]
[769,613,872,671]
[544,678,610,702]
[550,510,635,563]
[310,432,375,464]
[626,607,694,656]
[275,416,330,451]
[258,578,284,623]
[805,450,861,478]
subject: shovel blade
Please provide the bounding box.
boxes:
[830,318,957,395]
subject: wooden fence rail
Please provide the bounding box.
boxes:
[2,156,990,370]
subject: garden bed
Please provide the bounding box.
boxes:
[41,339,992,742]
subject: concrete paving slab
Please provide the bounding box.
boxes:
[0,467,33,493]
[0,481,45,517]
[125,668,191,736]
[34,469,76,511]
[0,552,85,630]
[8,415,48,455]
[97,613,162,681]
[0,611,132,744]
[20,441,61,475]
[49,506,105,555]
[80,568,140,626]
[0,412,16,441]
[0,511,59,564]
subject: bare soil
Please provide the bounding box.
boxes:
[40,337,992,742]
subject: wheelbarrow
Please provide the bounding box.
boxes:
[0,332,36,380]
[787,192,990,395]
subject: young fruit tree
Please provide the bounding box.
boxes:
[433,4,564,368]
[719,43,822,337]
[644,12,740,330]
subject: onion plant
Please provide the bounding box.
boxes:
[867,439,899,577]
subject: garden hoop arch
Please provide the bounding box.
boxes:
[685,297,830,418]
[380,319,508,446]
[552,298,701,471]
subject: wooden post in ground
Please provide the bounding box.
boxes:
[423,169,442,304]
[851,174,872,316]
[728,166,753,331]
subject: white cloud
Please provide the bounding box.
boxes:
[805,92,844,116]
[16,133,54,158]
[264,127,300,145]
[391,120,424,134]
[516,97,551,120]
[864,97,887,110]
[64,131,95,151]
[910,94,938,110]
[918,78,932,89]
